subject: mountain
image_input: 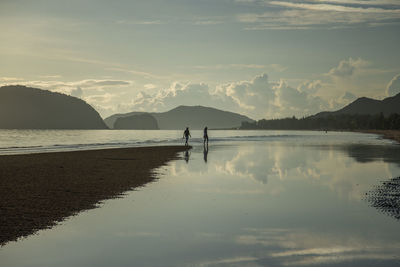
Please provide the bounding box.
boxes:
[0,85,108,129]
[114,114,159,129]
[105,112,146,129]
[314,93,400,118]
[105,105,254,129]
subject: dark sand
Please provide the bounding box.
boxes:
[361,130,400,144]
[366,176,400,221]
[0,146,189,246]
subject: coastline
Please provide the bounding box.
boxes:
[358,130,400,144]
[0,146,189,246]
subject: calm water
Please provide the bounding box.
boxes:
[0,129,393,155]
[1,130,400,266]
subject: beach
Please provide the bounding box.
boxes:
[0,146,188,246]
[1,131,400,266]
[360,130,400,144]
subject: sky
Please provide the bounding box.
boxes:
[1,0,400,119]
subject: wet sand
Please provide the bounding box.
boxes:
[0,146,189,246]
[361,130,400,144]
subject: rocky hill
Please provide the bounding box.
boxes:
[105,105,254,130]
[314,93,400,118]
[114,113,159,129]
[0,85,108,129]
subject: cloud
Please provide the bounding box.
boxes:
[107,67,169,81]
[193,63,287,72]
[217,73,276,112]
[125,73,331,119]
[38,75,62,79]
[317,0,400,5]
[235,0,400,5]
[328,58,370,77]
[269,1,400,13]
[0,79,132,92]
[0,72,346,119]
[131,82,229,112]
[216,74,329,118]
[274,80,329,116]
[0,78,134,118]
[0,77,24,82]
[193,19,223,25]
[386,74,400,96]
[70,86,83,98]
[116,20,164,25]
[342,91,357,102]
[237,0,400,29]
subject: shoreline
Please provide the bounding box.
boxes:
[357,130,400,144]
[0,146,189,246]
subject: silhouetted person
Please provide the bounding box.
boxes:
[183,127,191,146]
[203,126,209,146]
[203,144,208,163]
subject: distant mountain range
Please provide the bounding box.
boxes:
[313,93,400,118]
[0,85,107,129]
[2,84,398,131]
[106,105,254,129]
[240,93,400,130]
[114,113,159,130]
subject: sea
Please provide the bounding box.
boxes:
[0,129,394,155]
[1,129,400,266]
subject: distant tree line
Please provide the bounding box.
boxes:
[240,113,400,130]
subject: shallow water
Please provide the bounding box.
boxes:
[0,129,393,155]
[1,132,400,266]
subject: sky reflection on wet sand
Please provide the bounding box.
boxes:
[1,137,400,266]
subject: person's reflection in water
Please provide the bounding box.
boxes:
[184,149,190,163]
[203,143,208,163]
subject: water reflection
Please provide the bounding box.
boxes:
[1,140,400,267]
[203,144,208,163]
[228,227,400,266]
[331,144,400,166]
[174,144,397,201]
[184,149,191,163]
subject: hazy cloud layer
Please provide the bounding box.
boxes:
[237,0,400,29]
[386,74,400,96]
[0,55,395,119]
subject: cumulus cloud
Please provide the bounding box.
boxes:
[130,82,232,112]
[126,73,330,119]
[328,58,369,77]
[217,73,276,111]
[70,86,83,98]
[274,80,329,117]
[342,91,357,102]
[216,74,329,118]
[386,74,400,96]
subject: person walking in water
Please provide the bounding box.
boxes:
[183,127,191,146]
[203,126,209,146]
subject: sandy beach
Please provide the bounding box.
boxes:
[0,146,189,246]
[360,130,400,144]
